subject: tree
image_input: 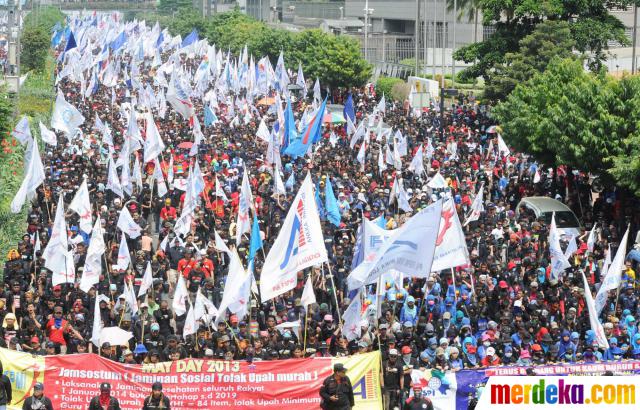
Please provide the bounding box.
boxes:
[484,21,576,102]
[446,0,481,43]
[493,58,625,177]
[21,25,50,72]
[454,0,635,85]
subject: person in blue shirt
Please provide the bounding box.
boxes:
[399,296,418,327]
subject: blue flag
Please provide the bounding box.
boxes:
[376,215,387,229]
[324,177,341,227]
[248,215,263,264]
[51,30,63,47]
[281,97,296,154]
[156,31,164,48]
[64,31,77,52]
[181,29,199,48]
[110,31,127,52]
[285,172,295,190]
[204,105,217,127]
[284,97,327,159]
[343,93,355,123]
[315,182,326,221]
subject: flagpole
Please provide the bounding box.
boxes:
[324,262,343,326]
[450,267,457,305]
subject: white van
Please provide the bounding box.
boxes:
[516,196,582,237]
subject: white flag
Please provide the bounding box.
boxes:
[51,250,75,286]
[11,116,32,145]
[11,137,45,213]
[172,276,188,316]
[106,157,124,198]
[595,227,630,314]
[313,78,321,103]
[69,179,93,234]
[215,176,229,203]
[132,155,143,190]
[194,288,219,323]
[235,168,253,245]
[80,218,105,292]
[347,200,443,290]
[166,73,195,120]
[115,234,131,271]
[427,172,448,189]
[39,121,57,146]
[153,158,168,197]
[376,94,386,114]
[587,223,597,253]
[496,133,510,157]
[408,145,424,176]
[549,212,572,280]
[432,198,471,272]
[256,118,271,142]
[215,249,251,325]
[300,276,316,308]
[214,229,232,256]
[564,234,578,260]
[91,294,111,347]
[582,271,609,349]
[51,91,85,135]
[183,304,197,338]
[260,173,328,301]
[273,167,286,196]
[342,292,363,341]
[356,142,366,168]
[378,149,387,176]
[43,195,68,273]
[346,115,357,136]
[144,113,165,163]
[138,261,154,297]
[464,183,484,226]
[124,281,139,315]
[117,206,142,239]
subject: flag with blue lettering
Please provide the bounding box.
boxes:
[284,97,327,159]
[324,177,341,227]
[259,173,327,301]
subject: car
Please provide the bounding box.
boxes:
[516,196,581,237]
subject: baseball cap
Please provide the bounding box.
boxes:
[34,383,44,391]
[498,280,508,289]
[100,382,111,391]
[389,348,398,356]
[333,363,347,372]
[401,346,412,355]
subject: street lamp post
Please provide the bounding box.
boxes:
[451,0,456,87]
[414,0,420,74]
[363,0,374,62]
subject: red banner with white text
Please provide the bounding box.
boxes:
[0,348,381,410]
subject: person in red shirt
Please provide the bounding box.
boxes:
[159,199,177,224]
[480,347,501,367]
[45,306,84,354]
[177,249,197,279]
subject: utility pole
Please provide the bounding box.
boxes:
[422,0,427,75]
[363,0,373,62]
[451,0,456,87]
[441,0,446,89]
[633,4,638,74]
[414,0,419,74]
[431,0,436,79]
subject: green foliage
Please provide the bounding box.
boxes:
[21,25,50,72]
[21,7,65,74]
[159,10,372,88]
[157,0,194,15]
[23,6,65,31]
[375,77,404,98]
[484,21,576,102]
[493,58,633,184]
[455,0,635,88]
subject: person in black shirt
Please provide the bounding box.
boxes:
[142,382,170,410]
[404,384,434,410]
[381,348,403,410]
[319,363,354,410]
[22,383,53,410]
[88,382,120,410]
[0,361,12,409]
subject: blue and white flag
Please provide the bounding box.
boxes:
[347,200,443,290]
[51,92,85,135]
[259,173,327,301]
[595,226,630,314]
[325,177,341,227]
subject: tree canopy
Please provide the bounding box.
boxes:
[493,58,640,195]
[455,0,636,100]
